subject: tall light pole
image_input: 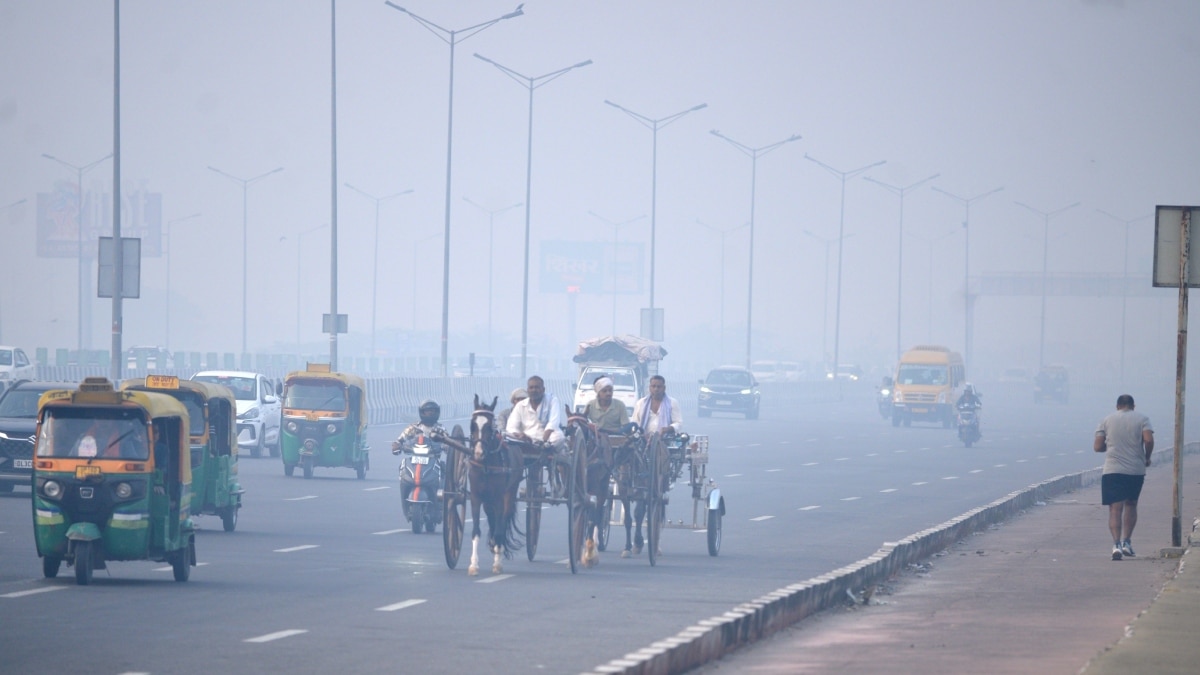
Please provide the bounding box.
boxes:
[41,152,112,352]
[345,183,413,356]
[712,130,802,369]
[588,210,646,335]
[604,100,707,327]
[474,52,592,379]
[464,196,523,354]
[164,212,201,353]
[1015,199,1080,371]
[906,228,958,343]
[931,185,1003,373]
[208,165,283,356]
[1097,209,1151,387]
[864,172,940,361]
[286,223,329,349]
[0,198,27,343]
[386,2,524,377]
[697,218,750,364]
[805,153,886,382]
[802,229,854,367]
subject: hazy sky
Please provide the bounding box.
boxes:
[2,0,1198,381]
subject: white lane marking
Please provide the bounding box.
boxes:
[2,586,69,599]
[1017,459,1028,463]
[245,629,308,643]
[477,574,513,584]
[750,515,774,521]
[364,486,391,492]
[275,545,320,553]
[880,488,897,493]
[805,438,818,443]
[376,599,427,612]
[373,528,409,535]
[994,464,1007,468]
[969,469,983,474]
[798,505,821,511]
[726,445,740,449]
[866,453,878,457]
[778,441,790,445]
[746,443,762,447]
[285,496,318,501]
[942,476,959,480]
[840,496,860,501]
[912,481,928,486]
[919,447,931,451]
[1037,455,1048,460]
[894,449,907,453]
[154,562,211,572]
[724,473,743,478]
[766,469,782,473]
[802,462,818,466]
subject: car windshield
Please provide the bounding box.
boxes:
[897,364,948,386]
[37,409,150,460]
[579,370,636,390]
[707,370,751,386]
[193,376,257,401]
[285,382,346,412]
[0,389,44,418]
[0,349,12,366]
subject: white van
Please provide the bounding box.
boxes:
[572,366,641,413]
[0,346,35,387]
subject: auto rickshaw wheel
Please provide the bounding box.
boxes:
[74,541,93,586]
[355,462,366,480]
[42,555,62,579]
[171,542,191,582]
[302,457,314,480]
[284,462,295,477]
[222,506,238,532]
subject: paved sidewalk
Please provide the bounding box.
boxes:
[694,463,1200,674]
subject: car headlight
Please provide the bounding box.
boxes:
[826,372,834,379]
[285,420,298,433]
[740,388,752,394]
[43,480,62,499]
[880,388,890,396]
[240,407,260,421]
[699,386,712,393]
[114,482,133,499]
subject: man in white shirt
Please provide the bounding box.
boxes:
[633,375,683,436]
[505,375,565,452]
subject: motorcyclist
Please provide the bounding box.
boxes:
[956,383,982,411]
[392,399,448,455]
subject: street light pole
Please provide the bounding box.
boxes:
[41,152,112,352]
[1015,200,1080,371]
[464,197,523,354]
[604,100,707,324]
[164,212,201,352]
[805,153,886,382]
[345,183,412,356]
[474,52,592,380]
[208,165,283,357]
[864,172,940,361]
[931,185,1003,373]
[386,3,524,377]
[1097,209,1151,388]
[588,210,646,335]
[802,229,854,367]
[697,219,750,364]
[711,130,802,369]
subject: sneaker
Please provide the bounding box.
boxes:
[1121,541,1136,557]
[1112,545,1123,561]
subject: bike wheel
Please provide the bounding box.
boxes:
[526,467,542,562]
[442,443,466,569]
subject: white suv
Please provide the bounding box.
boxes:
[192,371,281,458]
[0,346,35,389]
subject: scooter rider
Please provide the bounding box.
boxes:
[392,399,448,455]
[956,383,982,411]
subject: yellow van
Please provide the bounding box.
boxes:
[891,345,965,428]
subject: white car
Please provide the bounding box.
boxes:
[750,360,779,384]
[192,370,281,458]
[0,346,35,388]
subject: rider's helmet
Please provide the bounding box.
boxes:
[418,399,441,426]
[964,383,978,397]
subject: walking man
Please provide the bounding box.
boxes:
[1094,394,1154,560]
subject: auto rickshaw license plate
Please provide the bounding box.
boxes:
[75,465,102,478]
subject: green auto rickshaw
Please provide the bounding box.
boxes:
[31,377,197,584]
[122,375,243,532]
[278,364,369,480]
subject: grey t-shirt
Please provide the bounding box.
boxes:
[1096,409,1153,476]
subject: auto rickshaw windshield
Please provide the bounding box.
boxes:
[37,408,150,460]
[174,392,207,437]
[285,382,347,412]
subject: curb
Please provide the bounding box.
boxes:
[584,443,1199,675]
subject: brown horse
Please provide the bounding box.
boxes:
[465,395,524,576]
[564,409,615,568]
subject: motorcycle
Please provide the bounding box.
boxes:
[877,385,893,419]
[398,434,444,534]
[956,404,981,447]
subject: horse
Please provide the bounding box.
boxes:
[610,426,672,558]
[465,394,524,576]
[564,408,615,568]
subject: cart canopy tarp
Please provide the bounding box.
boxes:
[573,335,666,365]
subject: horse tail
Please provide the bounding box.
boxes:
[496,445,525,559]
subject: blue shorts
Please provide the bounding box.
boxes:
[1101,473,1145,505]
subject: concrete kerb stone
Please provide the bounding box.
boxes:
[583,444,1200,675]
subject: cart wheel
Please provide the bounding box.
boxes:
[526,468,542,562]
[597,497,613,552]
[221,505,238,532]
[42,555,62,579]
[74,540,94,586]
[442,428,467,569]
[707,506,722,556]
[567,434,586,574]
[647,436,664,568]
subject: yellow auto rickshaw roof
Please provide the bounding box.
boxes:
[39,379,190,420]
[120,377,237,408]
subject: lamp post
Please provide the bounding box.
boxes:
[386,2,524,377]
[802,229,854,367]
[474,52,592,379]
[1015,199,1080,371]
[588,210,646,335]
[41,152,112,352]
[864,172,940,361]
[805,153,886,382]
[604,100,707,323]
[931,185,1003,373]
[164,212,201,352]
[697,218,750,364]
[412,231,443,332]
[286,223,329,350]
[906,228,958,343]
[464,197,523,354]
[345,183,413,356]
[207,165,283,357]
[1097,209,1151,387]
[711,130,802,369]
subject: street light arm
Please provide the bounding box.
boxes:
[1049,201,1082,218]
[1097,208,1152,226]
[656,102,709,130]
[711,130,755,157]
[474,52,531,85]
[247,166,284,186]
[530,60,592,91]
[381,189,415,202]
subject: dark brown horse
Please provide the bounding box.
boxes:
[564,409,615,568]
[465,395,524,576]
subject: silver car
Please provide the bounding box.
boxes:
[191,370,282,458]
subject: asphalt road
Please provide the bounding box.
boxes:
[0,381,1129,674]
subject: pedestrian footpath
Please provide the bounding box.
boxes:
[692,461,1200,675]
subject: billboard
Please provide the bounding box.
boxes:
[37,181,162,258]
[539,240,644,294]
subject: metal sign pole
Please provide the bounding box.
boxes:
[1172,207,1190,547]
